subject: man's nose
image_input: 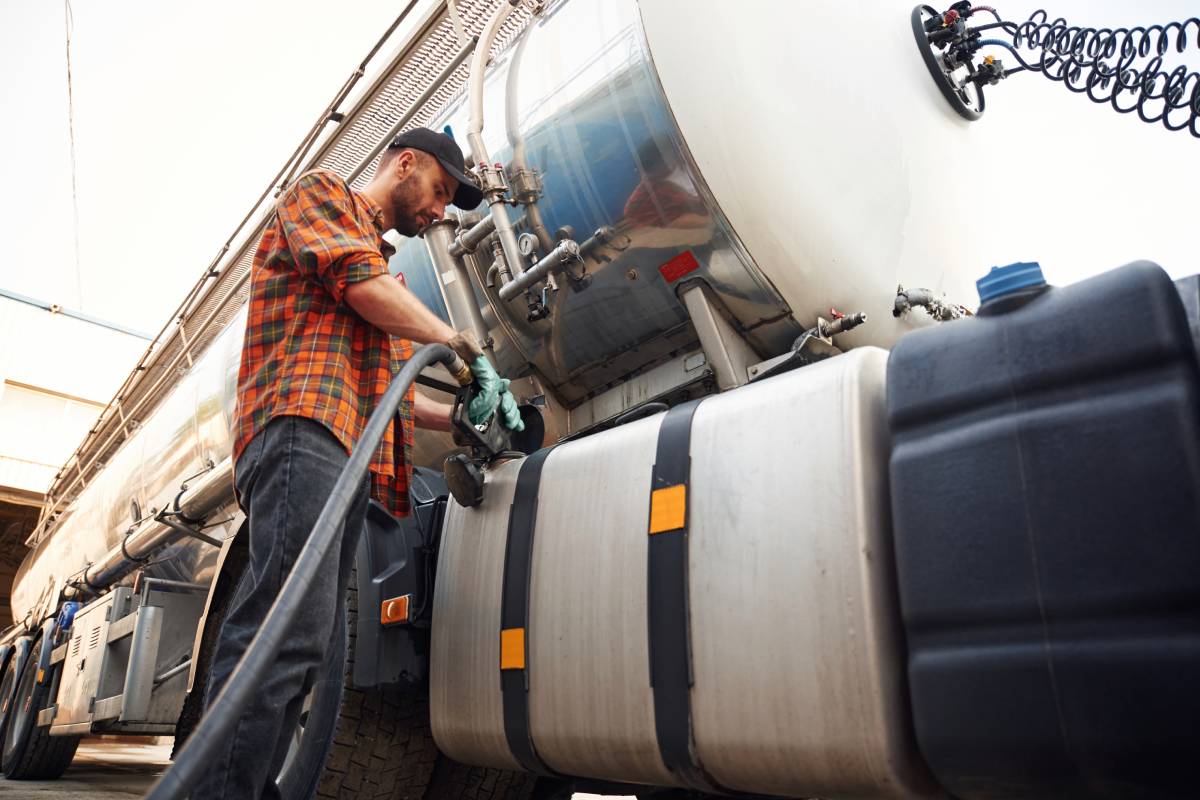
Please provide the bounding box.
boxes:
[432,201,446,219]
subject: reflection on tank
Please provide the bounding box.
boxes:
[622,139,710,230]
[390,0,800,407]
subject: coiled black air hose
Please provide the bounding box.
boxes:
[146,343,465,800]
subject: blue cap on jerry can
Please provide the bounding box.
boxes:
[976,261,1046,305]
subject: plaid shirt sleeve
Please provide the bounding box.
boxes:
[276,171,390,303]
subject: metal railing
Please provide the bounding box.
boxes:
[31,0,534,546]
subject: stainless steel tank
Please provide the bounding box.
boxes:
[430,348,938,798]
[394,0,1196,414]
[9,316,246,626]
[390,0,807,410]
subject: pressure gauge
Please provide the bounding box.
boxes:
[517,232,538,258]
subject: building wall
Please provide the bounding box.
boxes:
[0,293,150,625]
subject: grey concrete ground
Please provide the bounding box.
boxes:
[0,739,173,799]
[0,741,631,799]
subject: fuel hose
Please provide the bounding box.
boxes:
[146,343,467,800]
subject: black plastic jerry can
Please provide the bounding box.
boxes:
[886,260,1200,800]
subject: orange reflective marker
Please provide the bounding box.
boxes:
[380,594,411,626]
[500,627,525,670]
[649,484,687,534]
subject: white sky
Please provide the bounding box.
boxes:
[0,0,409,334]
[0,0,1197,338]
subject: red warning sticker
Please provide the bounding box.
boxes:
[658,250,700,283]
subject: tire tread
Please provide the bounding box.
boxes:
[314,570,538,800]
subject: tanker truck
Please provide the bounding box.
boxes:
[2,0,1199,798]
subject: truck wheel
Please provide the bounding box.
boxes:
[309,569,541,800]
[182,559,543,800]
[0,636,80,779]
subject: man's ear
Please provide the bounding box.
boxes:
[392,149,416,180]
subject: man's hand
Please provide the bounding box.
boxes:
[343,278,522,430]
[466,357,524,432]
[496,385,524,432]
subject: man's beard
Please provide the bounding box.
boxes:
[390,176,425,237]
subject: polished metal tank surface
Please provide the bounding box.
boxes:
[686,348,935,797]
[390,0,801,408]
[527,419,674,787]
[429,464,524,773]
[635,0,1197,351]
[431,349,936,798]
[8,314,245,625]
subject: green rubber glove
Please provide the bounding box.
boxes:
[497,387,525,432]
[467,356,504,425]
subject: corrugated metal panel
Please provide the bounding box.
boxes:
[34,0,533,544]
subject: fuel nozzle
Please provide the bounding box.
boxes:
[444,382,513,508]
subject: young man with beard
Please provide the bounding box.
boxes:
[195,128,522,800]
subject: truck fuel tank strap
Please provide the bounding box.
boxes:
[499,446,560,777]
[647,399,725,794]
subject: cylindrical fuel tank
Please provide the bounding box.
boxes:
[393,0,1196,412]
[430,348,939,798]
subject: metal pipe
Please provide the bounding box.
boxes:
[154,660,192,687]
[489,199,525,279]
[175,457,234,523]
[893,286,964,321]
[491,238,513,287]
[448,214,496,258]
[158,516,223,549]
[120,605,163,722]
[498,239,580,301]
[424,219,491,345]
[503,10,557,256]
[463,0,527,284]
[74,458,234,595]
[466,0,521,165]
[524,203,556,256]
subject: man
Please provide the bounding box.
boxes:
[195,128,521,800]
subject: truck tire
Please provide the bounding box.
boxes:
[181,558,543,800]
[312,570,542,800]
[0,636,80,779]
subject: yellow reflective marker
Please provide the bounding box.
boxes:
[500,627,526,670]
[649,484,687,534]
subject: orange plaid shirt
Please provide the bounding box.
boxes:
[233,169,415,516]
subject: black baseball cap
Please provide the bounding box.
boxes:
[387,127,484,209]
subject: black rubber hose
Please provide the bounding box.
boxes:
[146,343,461,800]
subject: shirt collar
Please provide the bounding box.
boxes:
[355,189,396,260]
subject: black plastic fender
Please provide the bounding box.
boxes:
[352,467,448,690]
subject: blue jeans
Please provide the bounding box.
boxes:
[193,415,369,800]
